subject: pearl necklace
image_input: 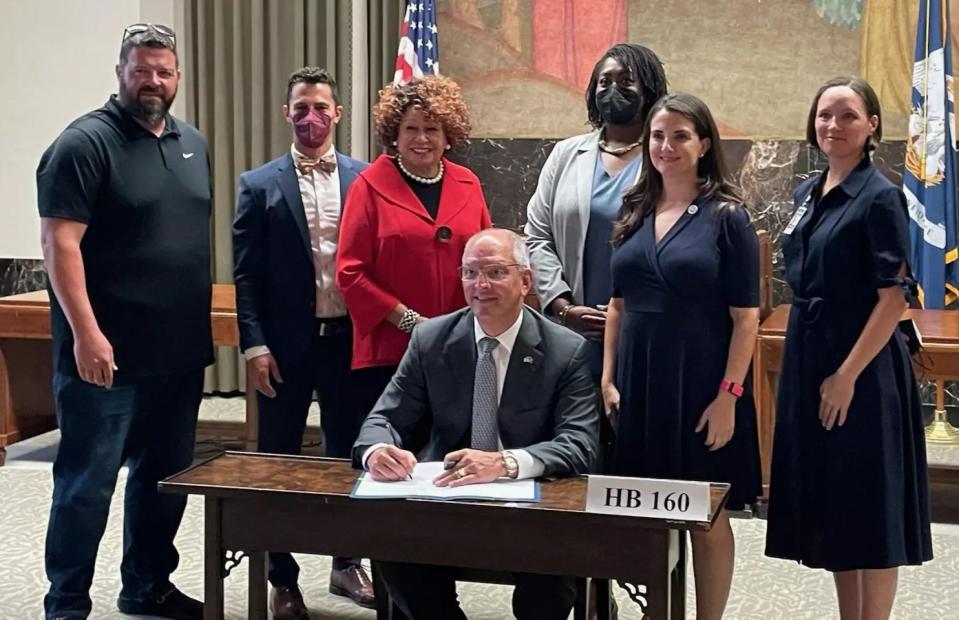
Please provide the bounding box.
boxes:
[598,138,642,156]
[397,156,445,184]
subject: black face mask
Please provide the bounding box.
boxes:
[597,86,643,126]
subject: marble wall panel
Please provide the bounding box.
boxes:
[454,137,908,306]
[449,138,558,232]
[0,258,45,298]
[455,136,950,410]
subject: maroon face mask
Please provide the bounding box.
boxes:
[293,108,332,148]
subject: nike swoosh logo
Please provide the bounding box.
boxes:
[182,152,194,159]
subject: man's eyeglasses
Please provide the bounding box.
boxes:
[122,23,176,50]
[460,263,521,281]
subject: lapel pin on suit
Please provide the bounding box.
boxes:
[523,355,534,364]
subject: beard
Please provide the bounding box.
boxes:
[117,80,176,124]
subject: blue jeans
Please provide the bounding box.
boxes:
[43,369,203,619]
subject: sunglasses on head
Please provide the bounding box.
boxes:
[122,23,176,49]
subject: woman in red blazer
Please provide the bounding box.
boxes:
[336,75,492,406]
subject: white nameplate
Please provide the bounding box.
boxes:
[782,205,808,235]
[585,475,711,522]
[782,194,813,236]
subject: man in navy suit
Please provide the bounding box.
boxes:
[232,67,372,619]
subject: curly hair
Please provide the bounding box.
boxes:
[373,75,471,150]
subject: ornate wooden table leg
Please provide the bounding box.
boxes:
[372,561,401,620]
[244,366,259,451]
[204,497,225,620]
[248,551,268,620]
[670,533,687,619]
[640,530,676,619]
[595,578,611,620]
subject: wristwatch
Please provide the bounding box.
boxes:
[501,451,519,479]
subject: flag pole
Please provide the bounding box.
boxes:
[926,379,959,443]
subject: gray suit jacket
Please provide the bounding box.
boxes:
[523,131,641,311]
[351,307,599,477]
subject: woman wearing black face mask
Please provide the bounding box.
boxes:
[524,45,666,614]
[525,43,667,383]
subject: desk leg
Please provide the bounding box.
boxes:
[643,531,675,620]
[248,551,268,620]
[670,533,687,619]
[244,367,258,451]
[204,497,225,620]
[752,337,768,499]
[755,341,779,501]
[372,561,390,620]
[594,579,611,620]
[0,338,57,466]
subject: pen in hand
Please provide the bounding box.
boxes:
[385,421,413,480]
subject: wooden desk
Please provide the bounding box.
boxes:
[161,452,730,620]
[0,285,251,464]
[754,304,959,493]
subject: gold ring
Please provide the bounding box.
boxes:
[456,468,467,479]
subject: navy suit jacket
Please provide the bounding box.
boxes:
[232,150,367,367]
[351,307,600,476]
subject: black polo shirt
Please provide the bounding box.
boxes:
[37,96,214,378]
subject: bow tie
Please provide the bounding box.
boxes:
[295,154,336,175]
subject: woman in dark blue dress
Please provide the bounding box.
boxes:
[603,93,761,619]
[765,77,932,620]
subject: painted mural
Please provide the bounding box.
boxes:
[436,0,959,140]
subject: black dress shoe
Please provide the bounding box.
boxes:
[116,586,203,619]
[271,585,310,620]
[329,564,376,609]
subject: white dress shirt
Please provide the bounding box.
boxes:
[296,143,347,319]
[364,310,546,479]
[244,144,347,360]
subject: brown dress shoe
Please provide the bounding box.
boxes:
[270,585,310,620]
[329,564,376,609]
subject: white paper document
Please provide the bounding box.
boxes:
[350,461,539,502]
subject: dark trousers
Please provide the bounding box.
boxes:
[351,364,398,424]
[258,324,368,585]
[44,369,203,619]
[375,561,577,620]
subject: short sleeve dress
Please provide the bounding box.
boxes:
[764,159,933,571]
[610,198,762,510]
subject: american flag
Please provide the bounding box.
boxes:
[393,1,440,85]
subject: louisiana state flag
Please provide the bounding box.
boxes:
[905,0,958,309]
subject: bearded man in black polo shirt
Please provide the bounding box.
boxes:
[36,24,210,620]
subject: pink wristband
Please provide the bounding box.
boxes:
[719,379,744,398]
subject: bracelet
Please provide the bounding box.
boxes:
[719,379,744,398]
[397,308,420,333]
[556,303,573,326]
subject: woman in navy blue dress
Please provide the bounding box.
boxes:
[765,77,932,620]
[602,93,761,619]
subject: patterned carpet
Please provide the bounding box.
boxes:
[2,398,958,619]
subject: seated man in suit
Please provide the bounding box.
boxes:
[352,228,600,620]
